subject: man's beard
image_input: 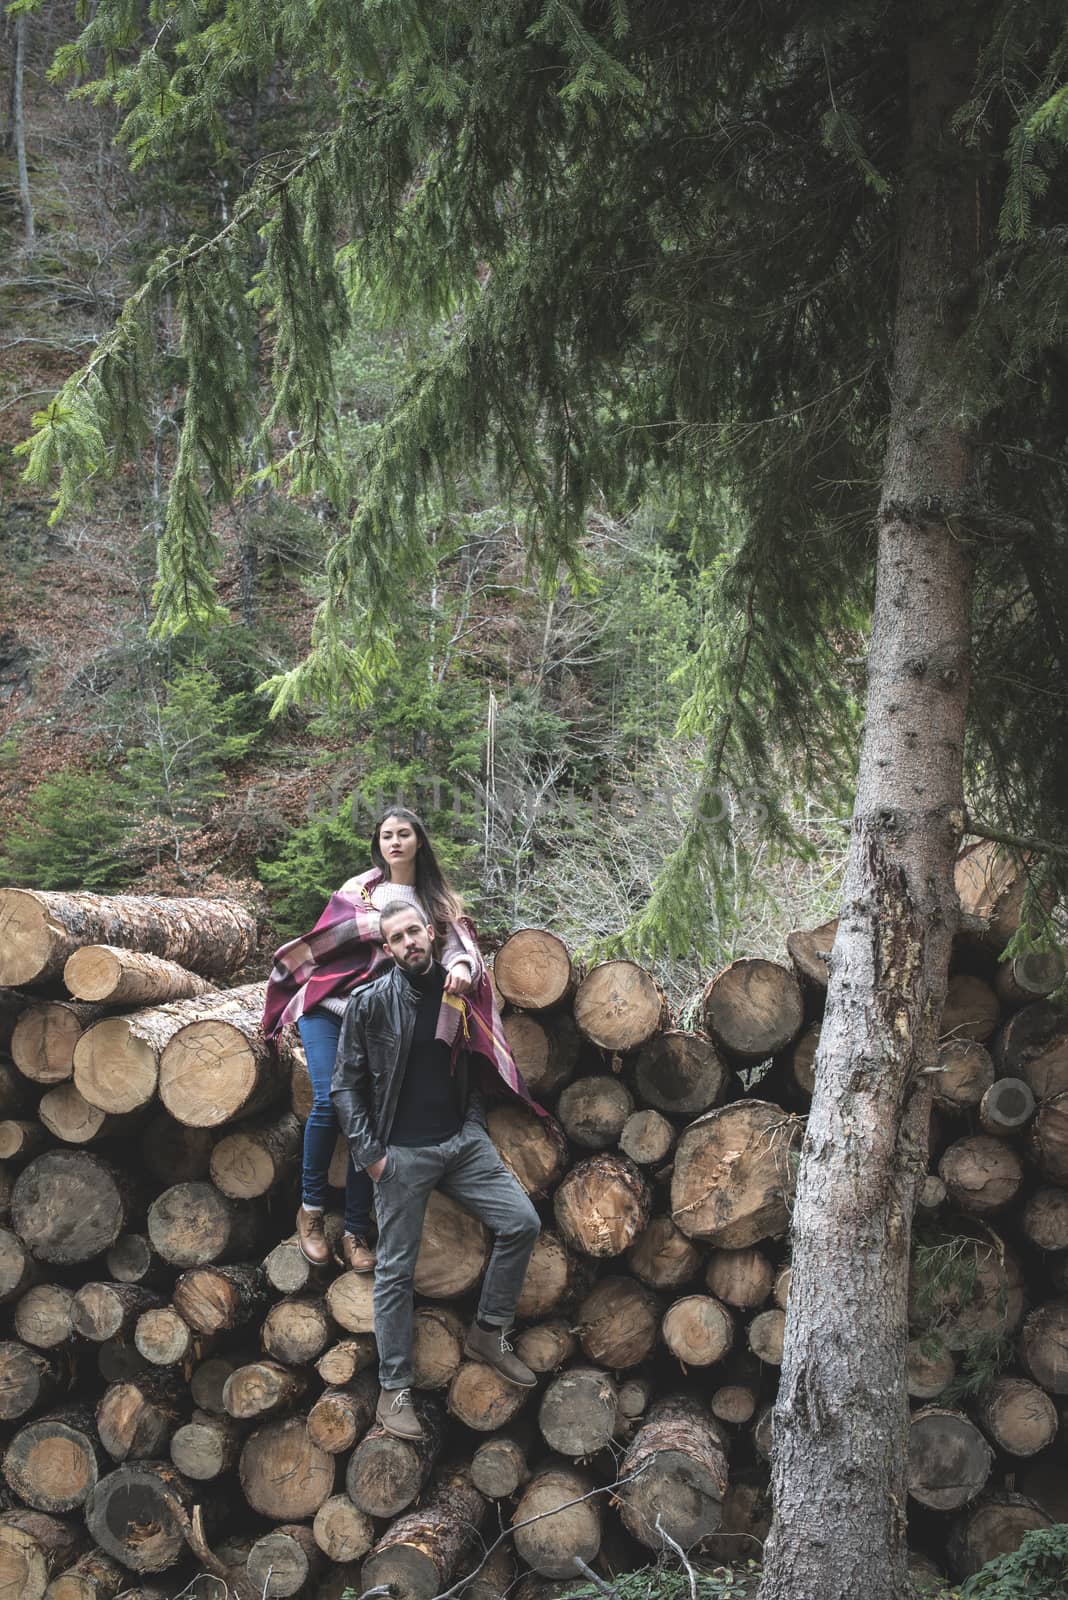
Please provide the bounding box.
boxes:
[399,948,434,973]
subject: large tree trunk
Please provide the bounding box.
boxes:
[759,29,978,1600]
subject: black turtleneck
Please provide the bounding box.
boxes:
[390,961,463,1146]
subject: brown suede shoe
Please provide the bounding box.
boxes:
[337,1233,376,1273]
[296,1206,330,1267]
[464,1322,537,1387]
[376,1387,423,1440]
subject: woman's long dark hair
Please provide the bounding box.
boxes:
[369,807,462,938]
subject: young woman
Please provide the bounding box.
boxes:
[263,807,483,1270]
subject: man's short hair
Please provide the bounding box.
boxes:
[379,899,429,935]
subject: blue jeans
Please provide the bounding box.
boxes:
[297,1008,373,1236]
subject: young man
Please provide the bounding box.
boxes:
[331,900,541,1439]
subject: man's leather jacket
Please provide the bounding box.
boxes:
[330,963,486,1171]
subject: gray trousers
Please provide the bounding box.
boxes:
[372,1121,541,1389]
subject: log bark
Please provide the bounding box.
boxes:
[260,1294,333,1366]
[246,1524,323,1598]
[362,1464,485,1600]
[538,1366,618,1456]
[346,1397,444,1516]
[158,989,289,1128]
[932,1039,994,1113]
[84,1462,199,1572]
[0,1510,85,1600]
[95,1374,182,1461]
[948,1492,1051,1580]
[312,1495,374,1564]
[977,1376,1057,1457]
[938,1134,1023,1215]
[239,1417,335,1520]
[147,1183,259,1268]
[493,930,574,1012]
[0,989,26,1054]
[71,1284,160,1344]
[63,947,215,1007]
[169,1411,242,1481]
[907,1409,993,1511]
[41,1548,125,1600]
[412,1305,465,1391]
[487,1104,569,1196]
[702,959,804,1062]
[0,890,256,987]
[11,1152,129,1265]
[573,961,666,1052]
[553,1153,651,1258]
[307,1372,378,1454]
[619,1396,728,1550]
[626,1214,702,1292]
[575,1276,660,1369]
[208,1111,301,1198]
[0,1060,29,1120]
[0,1343,61,1421]
[704,1247,775,1310]
[661,1295,734,1368]
[557,1075,634,1150]
[512,1462,600,1580]
[172,1263,268,1337]
[13,1286,74,1352]
[10,1003,105,1085]
[73,985,266,1116]
[3,1409,102,1512]
[671,1100,801,1247]
[940,974,1000,1042]
[632,1030,729,1117]
[761,34,979,1600]
[978,1076,1035,1135]
[1020,1300,1068,1393]
[502,1013,580,1099]
[619,1108,675,1166]
[513,1320,576,1374]
[223,1361,307,1421]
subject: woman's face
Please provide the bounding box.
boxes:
[378,814,420,871]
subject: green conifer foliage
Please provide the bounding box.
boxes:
[0,770,131,890]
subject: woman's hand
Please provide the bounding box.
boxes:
[444,961,474,996]
[366,1154,388,1181]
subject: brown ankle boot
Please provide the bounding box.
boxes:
[376,1387,423,1440]
[464,1322,537,1387]
[296,1206,329,1267]
[337,1233,376,1273]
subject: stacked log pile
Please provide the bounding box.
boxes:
[0,856,1063,1598]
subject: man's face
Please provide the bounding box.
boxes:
[381,910,435,973]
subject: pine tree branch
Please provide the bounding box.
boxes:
[964,816,1068,857]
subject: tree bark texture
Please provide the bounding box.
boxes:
[760,29,979,1600]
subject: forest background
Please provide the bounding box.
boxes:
[0,4,846,1006]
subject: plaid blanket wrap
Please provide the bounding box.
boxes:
[262,871,542,1114]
